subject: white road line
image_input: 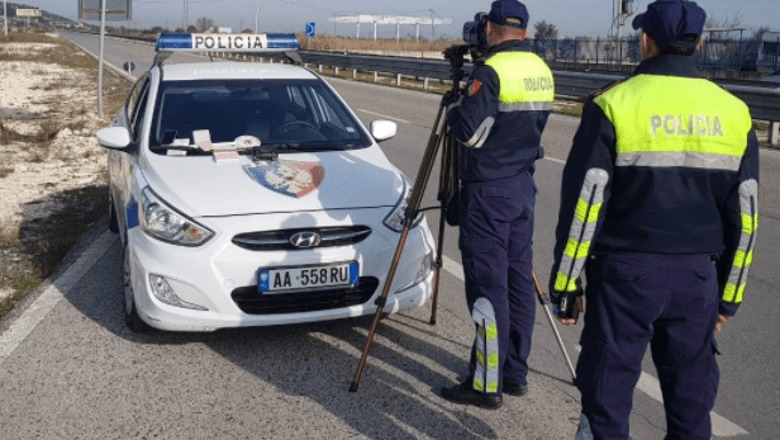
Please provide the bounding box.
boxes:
[442,255,464,281]
[0,231,117,367]
[637,370,749,437]
[544,156,566,165]
[357,109,411,124]
[442,256,747,436]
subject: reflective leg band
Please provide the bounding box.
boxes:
[472,297,499,393]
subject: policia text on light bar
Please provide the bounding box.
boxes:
[195,34,265,50]
[155,33,300,53]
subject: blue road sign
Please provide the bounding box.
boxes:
[305,22,316,38]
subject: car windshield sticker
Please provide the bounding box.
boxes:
[243,160,324,198]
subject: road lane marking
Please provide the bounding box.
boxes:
[636,370,749,437]
[0,231,117,367]
[357,109,411,124]
[442,255,463,281]
[544,156,566,165]
[441,256,748,436]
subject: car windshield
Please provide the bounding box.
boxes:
[149,78,372,152]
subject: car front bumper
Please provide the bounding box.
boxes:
[126,209,435,332]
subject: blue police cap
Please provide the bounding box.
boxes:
[488,0,529,29]
[632,0,706,50]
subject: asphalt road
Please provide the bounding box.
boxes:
[1,32,778,439]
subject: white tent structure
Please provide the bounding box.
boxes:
[328,14,452,41]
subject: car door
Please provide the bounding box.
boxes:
[112,73,151,243]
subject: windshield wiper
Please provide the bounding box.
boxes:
[260,142,299,150]
[150,144,203,153]
[275,141,356,152]
[251,144,289,161]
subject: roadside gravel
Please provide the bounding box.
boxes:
[0,32,130,318]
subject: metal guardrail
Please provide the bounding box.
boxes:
[295,51,780,122]
[80,31,779,145]
[95,32,780,125]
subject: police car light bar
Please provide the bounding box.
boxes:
[155,33,300,53]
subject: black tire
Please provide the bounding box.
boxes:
[122,244,152,332]
[108,191,119,233]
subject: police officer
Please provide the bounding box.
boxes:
[549,0,759,438]
[441,0,554,409]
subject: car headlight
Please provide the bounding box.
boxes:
[383,177,423,232]
[140,187,213,246]
[396,252,434,293]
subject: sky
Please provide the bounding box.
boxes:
[11,0,779,39]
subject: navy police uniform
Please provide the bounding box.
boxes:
[550,1,759,438]
[445,6,554,403]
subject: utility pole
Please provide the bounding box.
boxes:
[254,0,259,33]
[429,9,435,40]
[4,0,8,37]
[615,0,631,66]
[616,0,622,66]
[98,0,107,117]
[182,0,189,29]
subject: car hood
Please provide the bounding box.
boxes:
[140,147,405,217]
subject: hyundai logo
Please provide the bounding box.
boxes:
[289,231,322,248]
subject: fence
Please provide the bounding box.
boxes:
[530,36,780,72]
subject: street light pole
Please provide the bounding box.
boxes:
[182,0,189,29]
[98,0,107,117]
[429,9,435,40]
[255,0,259,33]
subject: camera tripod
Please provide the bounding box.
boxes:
[349,46,575,392]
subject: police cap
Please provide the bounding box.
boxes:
[632,0,706,51]
[488,0,529,29]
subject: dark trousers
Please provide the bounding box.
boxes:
[576,253,720,440]
[458,173,536,395]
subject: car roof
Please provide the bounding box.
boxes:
[159,61,318,82]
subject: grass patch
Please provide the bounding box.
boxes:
[19,185,107,279]
[0,120,60,144]
[0,215,19,248]
[12,274,42,292]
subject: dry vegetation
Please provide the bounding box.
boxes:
[0,32,131,319]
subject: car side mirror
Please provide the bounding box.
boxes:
[370,120,397,143]
[96,126,132,150]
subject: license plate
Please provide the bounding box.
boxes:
[257,261,359,293]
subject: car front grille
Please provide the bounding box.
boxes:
[231,276,379,314]
[232,226,372,251]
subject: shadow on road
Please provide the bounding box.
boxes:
[59,238,498,439]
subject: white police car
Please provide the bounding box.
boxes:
[96,33,435,332]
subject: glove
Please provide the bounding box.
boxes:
[551,278,583,322]
[555,290,582,321]
[441,90,462,108]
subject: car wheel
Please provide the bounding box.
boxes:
[108,190,119,233]
[122,243,152,332]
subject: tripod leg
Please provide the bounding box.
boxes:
[429,205,447,326]
[430,125,458,326]
[349,105,448,392]
[349,226,413,392]
[532,270,577,383]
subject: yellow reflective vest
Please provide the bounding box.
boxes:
[550,55,759,315]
